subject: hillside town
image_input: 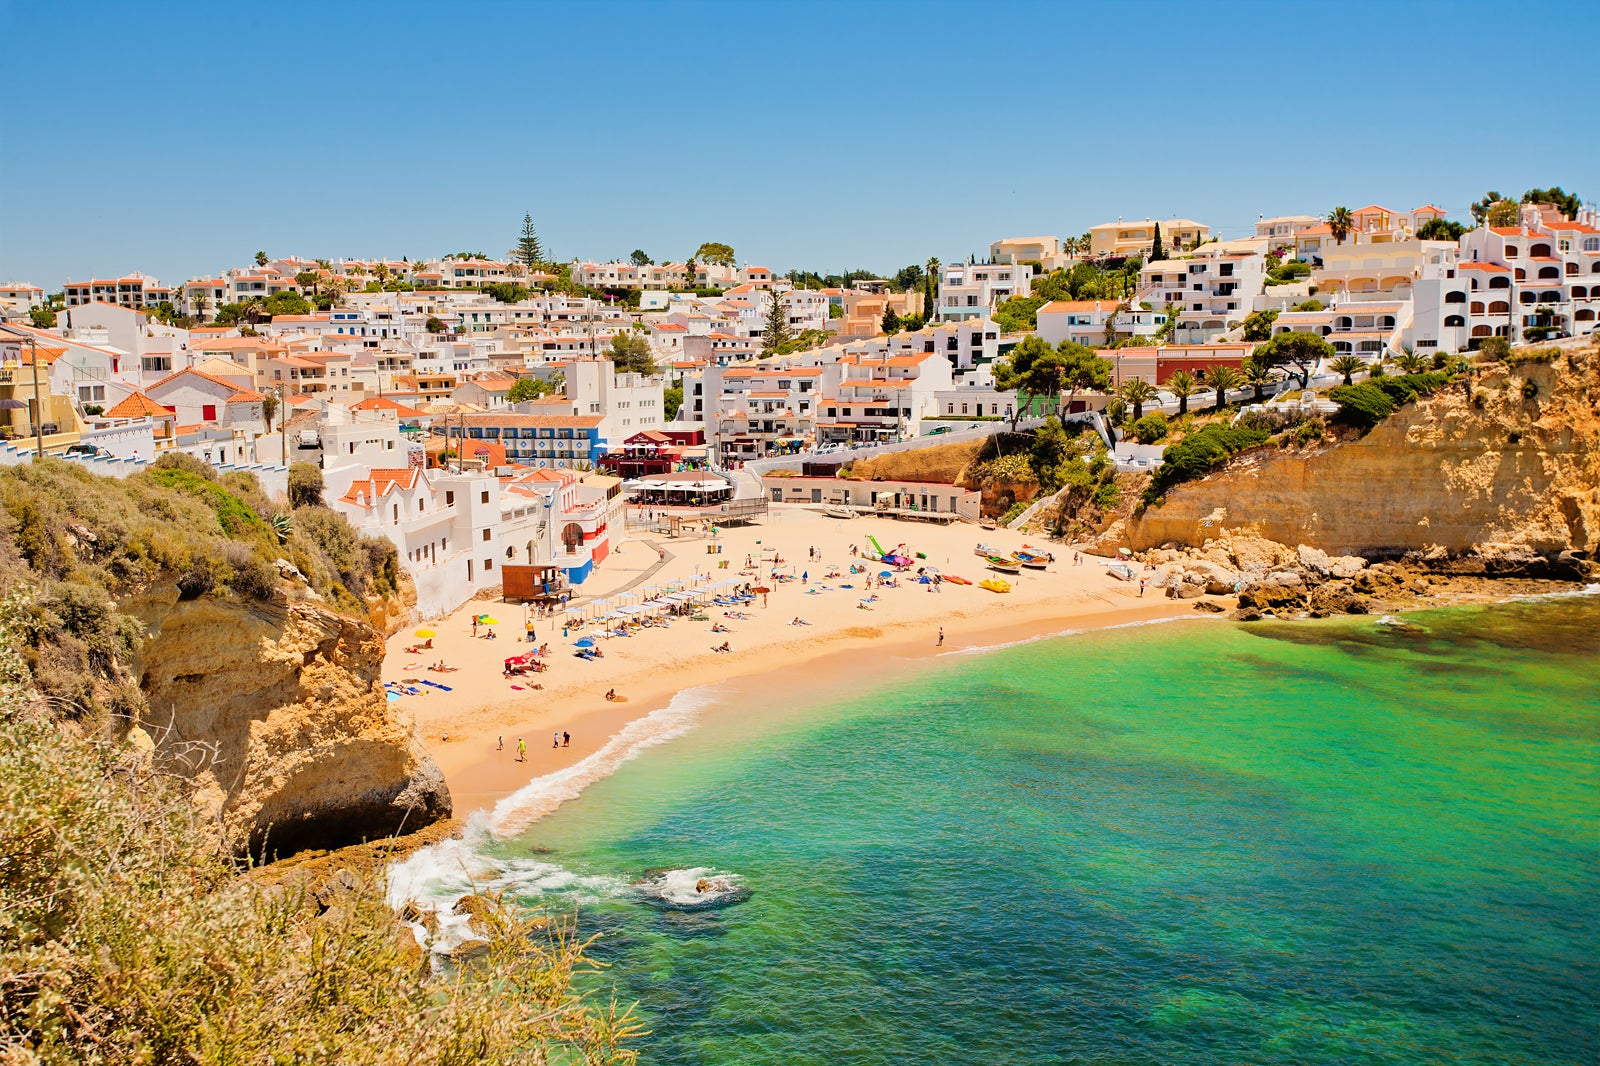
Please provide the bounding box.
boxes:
[3,190,1594,618]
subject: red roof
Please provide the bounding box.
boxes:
[104,392,173,419]
[338,467,424,506]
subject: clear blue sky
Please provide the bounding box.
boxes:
[3,0,1596,289]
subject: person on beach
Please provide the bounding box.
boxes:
[1139,578,1147,597]
[562,731,570,747]
[517,737,525,762]
[605,688,616,701]
[938,627,944,646]
[472,617,479,637]
[498,735,504,751]
[553,731,560,748]
[526,620,535,643]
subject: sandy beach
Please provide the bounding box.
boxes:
[384,506,1211,818]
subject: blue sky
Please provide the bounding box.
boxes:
[3,0,1596,288]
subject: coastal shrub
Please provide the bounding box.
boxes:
[1144,422,1272,503]
[1521,379,1539,399]
[1505,346,1559,368]
[0,690,642,1064]
[0,460,400,719]
[1092,482,1121,510]
[1476,336,1512,362]
[1131,412,1169,444]
[288,463,325,509]
[1329,383,1395,429]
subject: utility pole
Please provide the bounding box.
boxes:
[278,385,287,463]
[29,334,44,462]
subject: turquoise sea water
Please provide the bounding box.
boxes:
[404,596,1600,1064]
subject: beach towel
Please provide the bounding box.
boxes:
[420,680,453,692]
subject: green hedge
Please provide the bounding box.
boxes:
[1145,423,1272,501]
[1330,372,1451,431]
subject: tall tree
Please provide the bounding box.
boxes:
[1252,330,1333,387]
[1328,354,1366,386]
[683,258,697,290]
[514,214,544,271]
[1327,206,1355,245]
[694,242,735,266]
[1486,200,1521,228]
[1165,370,1198,415]
[1240,356,1276,401]
[1119,378,1156,421]
[629,249,653,266]
[254,251,268,267]
[881,305,901,335]
[1416,218,1466,242]
[608,332,659,375]
[1469,191,1505,225]
[1203,365,1242,410]
[925,257,940,317]
[1520,187,1581,219]
[763,291,793,352]
[1149,223,1166,261]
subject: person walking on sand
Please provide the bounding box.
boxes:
[562,731,570,747]
[498,735,504,751]
[553,731,560,749]
[1139,578,1147,597]
[517,737,526,762]
[938,627,944,647]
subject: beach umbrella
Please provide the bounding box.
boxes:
[752,586,771,595]
[478,616,501,626]
[574,637,596,648]
[414,628,436,638]
[0,399,27,410]
[879,570,892,578]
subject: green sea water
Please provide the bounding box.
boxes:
[399,595,1600,1064]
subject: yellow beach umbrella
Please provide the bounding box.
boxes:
[414,628,436,638]
[478,616,501,626]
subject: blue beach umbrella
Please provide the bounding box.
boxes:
[574,637,596,648]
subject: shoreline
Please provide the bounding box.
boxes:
[384,509,1210,824]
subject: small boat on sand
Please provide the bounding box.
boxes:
[944,574,972,585]
[823,504,856,519]
[1015,551,1051,570]
[987,555,1022,574]
[1106,562,1137,582]
[973,542,997,557]
[979,577,1011,593]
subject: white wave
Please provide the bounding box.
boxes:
[387,684,725,953]
[629,866,744,908]
[487,684,722,837]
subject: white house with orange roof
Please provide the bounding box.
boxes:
[1036,300,1128,347]
[1254,216,1321,252]
[696,362,825,460]
[144,367,267,435]
[1140,246,1266,341]
[0,282,46,316]
[816,349,954,445]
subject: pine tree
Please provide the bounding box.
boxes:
[763,290,792,353]
[1149,223,1165,261]
[881,305,901,335]
[515,214,543,271]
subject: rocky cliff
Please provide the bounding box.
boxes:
[1105,343,1599,567]
[126,587,449,857]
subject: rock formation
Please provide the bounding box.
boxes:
[126,587,449,857]
[1103,345,1599,569]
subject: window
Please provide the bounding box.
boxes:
[480,491,489,503]
[1444,291,1466,303]
[482,529,491,542]
[1504,246,1519,258]
[484,559,493,571]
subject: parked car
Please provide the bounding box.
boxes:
[65,443,111,459]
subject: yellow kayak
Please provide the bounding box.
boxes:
[979,578,1011,594]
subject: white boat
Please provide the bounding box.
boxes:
[823,504,856,519]
[1106,562,1137,582]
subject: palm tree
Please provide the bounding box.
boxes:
[1395,350,1428,374]
[1241,357,1276,402]
[1166,370,1198,415]
[192,289,209,324]
[1204,365,1242,410]
[1328,206,1355,245]
[1119,378,1156,421]
[925,257,940,318]
[1329,355,1366,385]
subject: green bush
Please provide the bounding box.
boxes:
[1130,412,1169,444]
[1329,382,1396,429]
[1476,336,1512,361]
[1092,482,1121,510]
[1145,422,1271,502]
[0,686,640,1064]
